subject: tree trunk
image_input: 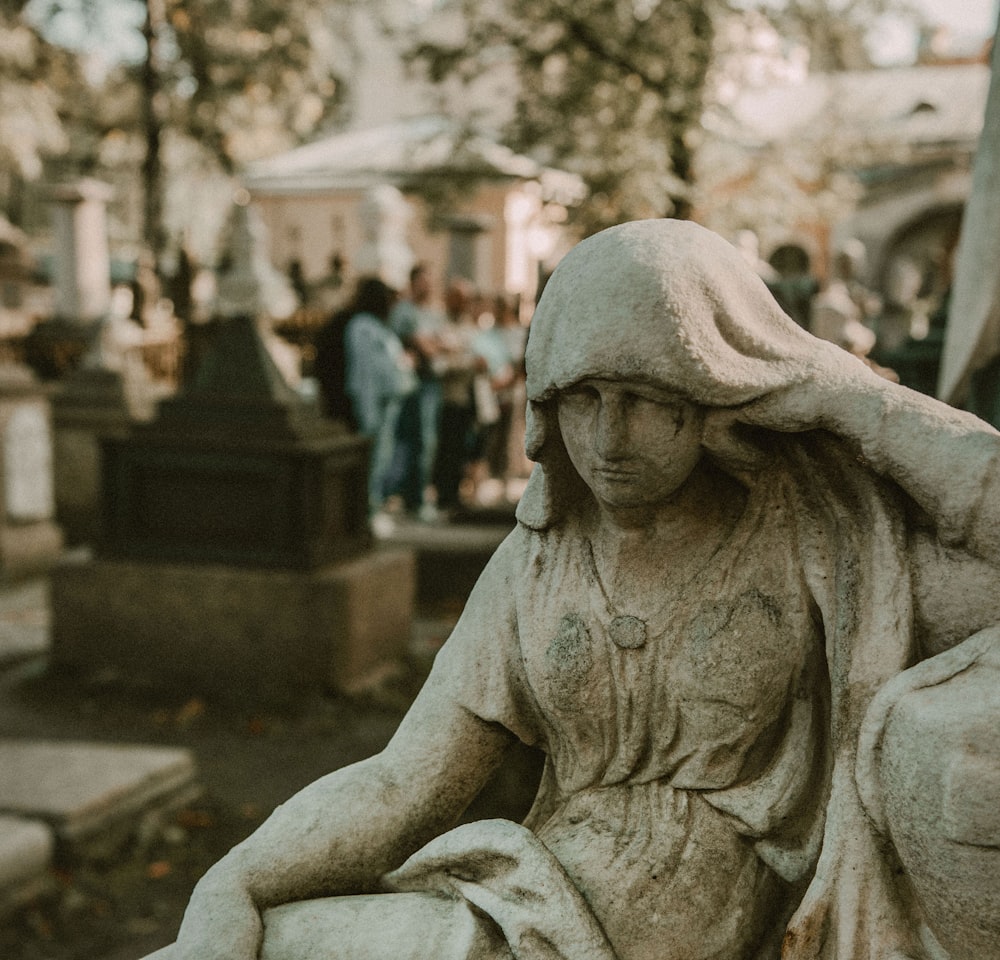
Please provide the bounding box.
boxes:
[141,0,166,270]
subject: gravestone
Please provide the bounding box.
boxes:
[32,178,160,543]
[50,202,415,696]
[0,217,64,576]
[0,363,63,578]
[0,740,199,860]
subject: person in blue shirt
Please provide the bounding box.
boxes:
[343,276,416,519]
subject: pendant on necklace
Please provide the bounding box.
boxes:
[609,615,647,649]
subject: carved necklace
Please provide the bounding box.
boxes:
[584,524,735,651]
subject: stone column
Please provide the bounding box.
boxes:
[47,179,114,324]
[355,185,416,291]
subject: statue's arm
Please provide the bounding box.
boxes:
[736,357,1000,563]
[828,375,1000,562]
[172,685,516,960]
[171,530,531,960]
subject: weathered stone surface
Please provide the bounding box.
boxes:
[0,815,54,916]
[150,220,1000,960]
[50,548,415,696]
[0,741,197,850]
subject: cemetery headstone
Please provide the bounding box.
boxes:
[0,362,63,578]
[49,201,415,696]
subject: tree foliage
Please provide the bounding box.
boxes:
[401,0,922,235]
[765,0,921,71]
[31,0,352,168]
[148,0,351,175]
[22,0,356,259]
[0,1,77,217]
[403,0,720,235]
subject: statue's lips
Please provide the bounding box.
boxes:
[594,466,640,480]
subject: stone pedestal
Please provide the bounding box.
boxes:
[0,365,63,578]
[49,548,415,696]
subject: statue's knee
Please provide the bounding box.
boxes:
[261,892,511,960]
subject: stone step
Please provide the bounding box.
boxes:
[0,814,54,918]
[0,740,200,860]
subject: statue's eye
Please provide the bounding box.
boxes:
[564,384,601,403]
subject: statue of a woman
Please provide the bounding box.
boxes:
[156,220,1000,960]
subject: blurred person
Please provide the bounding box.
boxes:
[811,240,898,383]
[287,258,309,306]
[432,278,486,513]
[810,240,878,358]
[388,263,447,518]
[494,294,529,489]
[733,229,779,284]
[313,301,357,429]
[766,243,819,330]
[469,294,523,501]
[130,248,162,328]
[343,277,416,529]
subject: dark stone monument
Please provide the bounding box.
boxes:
[100,313,371,568]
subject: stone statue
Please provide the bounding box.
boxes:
[150,220,1000,960]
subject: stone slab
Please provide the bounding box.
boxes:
[0,815,54,916]
[49,547,415,696]
[0,741,197,845]
[0,576,48,665]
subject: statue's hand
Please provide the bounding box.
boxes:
[173,864,263,960]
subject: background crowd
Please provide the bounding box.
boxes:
[312,265,529,533]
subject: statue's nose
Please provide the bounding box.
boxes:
[594,402,629,459]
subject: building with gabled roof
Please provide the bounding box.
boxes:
[242,114,584,309]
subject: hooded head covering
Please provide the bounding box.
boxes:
[518,219,850,528]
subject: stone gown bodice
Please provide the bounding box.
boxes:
[427,473,828,960]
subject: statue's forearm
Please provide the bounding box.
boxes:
[217,756,440,908]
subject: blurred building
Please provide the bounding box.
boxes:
[242,115,583,309]
[699,19,991,296]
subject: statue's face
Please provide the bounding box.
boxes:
[557,379,703,511]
